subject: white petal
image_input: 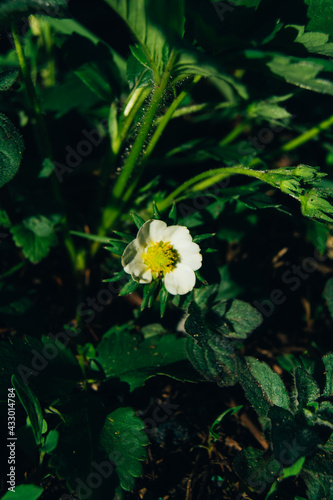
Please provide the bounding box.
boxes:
[131,264,152,284]
[164,264,196,295]
[121,239,141,268]
[137,219,167,247]
[179,250,202,271]
[160,225,193,246]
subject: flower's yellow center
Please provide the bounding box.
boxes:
[143,241,178,275]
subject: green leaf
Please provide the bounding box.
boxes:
[266,456,306,499]
[267,55,333,96]
[0,208,11,228]
[209,405,243,440]
[10,217,58,263]
[314,401,333,429]
[100,407,148,491]
[41,72,100,118]
[241,357,290,416]
[322,353,333,397]
[174,50,248,100]
[282,456,306,480]
[63,34,121,101]
[48,392,119,499]
[0,335,82,403]
[104,0,184,73]
[41,429,59,453]
[0,0,68,27]
[269,406,320,462]
[12,374,44,446]
[233,447,280,494]
[323,278,333,321]
[186,334,240,387]
[0,484,43,500]
[290,25,333,57]
[0,113,24,189]
[302,452,333,500]
[294,367,320,410]
[95,324,190,390]
[305,0,333,38]
[185,301,210,347]
[0,68,18,91]
[38,158,54,178]
[247,95,293,123]
[209,300,263,339]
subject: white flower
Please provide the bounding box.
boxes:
[121,220,202,295]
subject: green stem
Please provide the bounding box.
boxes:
[158,165,266,211]
[123,75,202,203]
[0,261,25,281]
[117,86,152,149]
[281,113,333,152]
[11,23,52,160]
[155,101,233,123]
[11,23,77,272]
[92,52,178,253]
[112,56,176,202]
[219,121,247,147]
[145,76,202,161]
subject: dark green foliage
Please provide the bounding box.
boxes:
[0,113,24,188]
[95,324,193,390]
[1,0,333,497]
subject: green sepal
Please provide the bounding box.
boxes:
[152,201,161,219]
[71,230,111,244]
[119,279,140,296]
[141,279,159,310]
[131,212,146,229]
[112,230,133,242]
[195,269,208,285]
[104,239,128,256]
[159,284,169,317]
[168,203,178,224]
[193,233,215,243]
[103,270,127,283]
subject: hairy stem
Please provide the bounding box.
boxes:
[281,113,333,152]
[158,165,267,211]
